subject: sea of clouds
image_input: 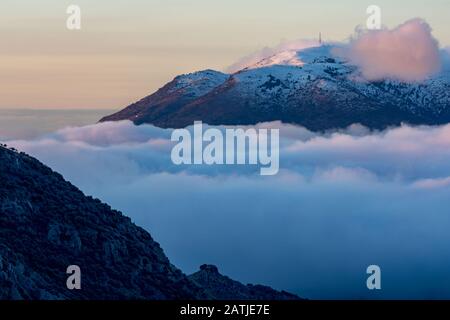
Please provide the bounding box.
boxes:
[4,17,449,299]
[8,120,450,299]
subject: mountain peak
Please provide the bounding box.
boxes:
[199,264,220,274]
[237,44,346,72]
[100,44,450,130]
[244,49,306,70]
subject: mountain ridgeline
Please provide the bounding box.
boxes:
[100,45,450,130]
[0,145,301,300]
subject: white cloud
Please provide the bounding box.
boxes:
[413,176,450,189]
[338,18,442,82]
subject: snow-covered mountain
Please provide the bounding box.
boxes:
[100,45,450,130]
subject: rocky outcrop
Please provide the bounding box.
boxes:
[189,265,302,300]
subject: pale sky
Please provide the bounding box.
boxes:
[0,0,448,109]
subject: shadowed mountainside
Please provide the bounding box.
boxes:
[0,145,301,300]
[189,265,302,300]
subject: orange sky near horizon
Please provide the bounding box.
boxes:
[0,0,448,110]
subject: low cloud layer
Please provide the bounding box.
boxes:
[8,121,450,299]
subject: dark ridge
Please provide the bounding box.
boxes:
[189,265,303,300]
[0,146,302,300]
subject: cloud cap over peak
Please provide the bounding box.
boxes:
[343,18,442,82]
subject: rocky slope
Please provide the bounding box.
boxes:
[100,45,450,130]
[0,145,300,300]
[189,265,301,300]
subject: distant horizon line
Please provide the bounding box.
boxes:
[0,107,118,111]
